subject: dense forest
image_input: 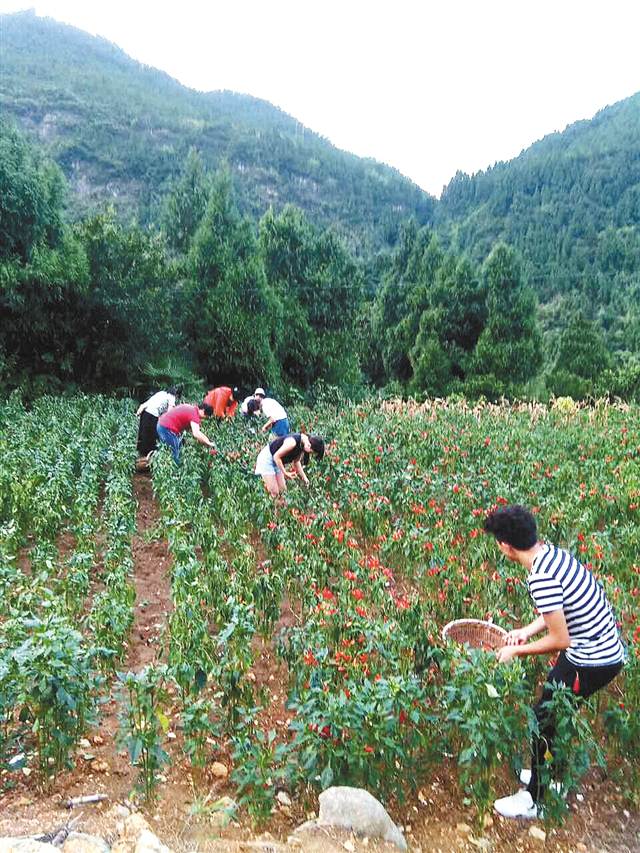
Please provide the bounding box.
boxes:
[1,10,640,401]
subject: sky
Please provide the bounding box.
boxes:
[1,0,639,196]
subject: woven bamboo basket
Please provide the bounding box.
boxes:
[442,618,507,651]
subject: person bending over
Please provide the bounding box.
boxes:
[255,432,324,498]
[157,402,216,465]
[136,385,181,458]
[204,385,240,418]
[483,504,624,819]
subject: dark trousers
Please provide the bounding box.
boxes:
[137,410,159,456]
[528,651,623,802]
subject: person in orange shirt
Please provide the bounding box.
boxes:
[204,386,240,418]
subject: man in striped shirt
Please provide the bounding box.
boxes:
[483,505,625,819]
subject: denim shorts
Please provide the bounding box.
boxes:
[255,445,279,477]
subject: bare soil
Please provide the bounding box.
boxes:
[1,475,638,853]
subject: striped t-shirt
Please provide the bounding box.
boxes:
[527,544,624,667]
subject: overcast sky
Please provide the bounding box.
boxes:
[1,0,639,196]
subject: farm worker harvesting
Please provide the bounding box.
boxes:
[204,385,240,418]
[156,402,216,465]
[255,432,324,498]
[483,504,625,819]
[240,387,265,416]
[135,385,181,459]
[247,388,290,436]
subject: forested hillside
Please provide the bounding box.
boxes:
[437,95,640,355]
[2,10,640,402]
[0,10,434,252]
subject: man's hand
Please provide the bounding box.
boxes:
[496,644,520,664]
[505,628,528,646]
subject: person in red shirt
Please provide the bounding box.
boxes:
[204,386,240,418]
[157,402,215,464]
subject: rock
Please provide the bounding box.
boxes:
[343,842,355,852]
[317,787,407,852]
[91,759,109,773]
[92,735,105,746]
[575,845,588,853]
[78,739,92,749]
[210,762,228,779]
[0,843,57,853]
[528,826,546,843]
[482,814,493,830]
[122,814,152,844]
[63,833,110,853]
[456,823,473,835]
[134,830,171,853]
[276,790,292,807]
[239,844,288,852]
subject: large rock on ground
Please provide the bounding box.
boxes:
[110,814,172,853]
[316,787,407,851]
[0,843,57,853]
[63,834,110,853]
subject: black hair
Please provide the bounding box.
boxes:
[247,399,260,415]
[167,385,182,397]
[483,505,538,550]
[232,386,241,402]
[308,435,325,461]
[201,402,214,417]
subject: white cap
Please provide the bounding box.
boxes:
[254,387,266,397]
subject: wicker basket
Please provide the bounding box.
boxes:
[442,618,507,651]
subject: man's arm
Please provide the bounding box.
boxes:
[505,614,547,646]
[190,421,215,449]
[497,609,570,663]
[262,418,275,433]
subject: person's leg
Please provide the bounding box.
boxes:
[157,425,181,465]
[527,655,624,802]
[527,652,574,802]
[261,474,280,498]
[275,471,286,494]
[138,412,158,456]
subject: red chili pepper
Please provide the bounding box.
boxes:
[572,671,580,694]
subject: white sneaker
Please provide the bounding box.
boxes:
[494,789,538,819]
[519,768,563,794]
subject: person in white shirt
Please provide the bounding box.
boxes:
[241,387,265,416]
[245,388,290,436]
[136,385,181,458]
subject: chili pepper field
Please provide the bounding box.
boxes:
[1,393,639,851]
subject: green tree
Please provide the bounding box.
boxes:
[471,243,542,389]
[186,170,279,384]
[259,205,364,388]
[162,148,210,255]
[77,211,175,388]
[555,312,613,379]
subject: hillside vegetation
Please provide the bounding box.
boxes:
[0,10,434,252]
[2,10,640,401]
[437,95,640,355]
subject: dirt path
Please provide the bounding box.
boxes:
[126,472,173,670]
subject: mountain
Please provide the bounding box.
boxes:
[0,10,434,251]
[436,93,640,349]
